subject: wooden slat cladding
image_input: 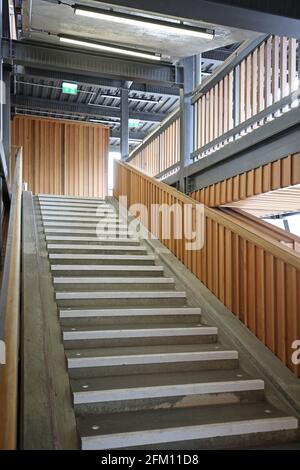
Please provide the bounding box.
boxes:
[191,153,300,207]
[129,118,180,176]
[114,160,300,378]
[11,115,109,197]
[193,36,298,157]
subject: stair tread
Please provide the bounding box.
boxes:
[56,291,185,299]
[66,342,236,359]
[62,323,204,332]
[54,277,173,284]
[50,254,154,259]
[63,326,217,341]
[70,368,261,393]
[48,244,145,251]
[77,402,296,443]
[52,265,163,271]
[59,307,201,318]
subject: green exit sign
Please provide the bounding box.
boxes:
[62,82,78,95]
[128,119,142,128]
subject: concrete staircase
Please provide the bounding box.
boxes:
[38,194,298,450]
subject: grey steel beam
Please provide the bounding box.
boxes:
[120,87,129,159]
[3,65,11,172]
[102,1,300,38]
[14,67,180,97]
[2,39,183,87]
[12,95,165,122]
[111,130,147,140]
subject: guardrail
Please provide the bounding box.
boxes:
[127,110,180,178]
[192,35,299,162]
[114,159,300,379]
[0,147,23,449]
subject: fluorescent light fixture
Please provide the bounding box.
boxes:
[90,119,119,126]
[59,36,161,61]
[74,5,214,39]
[99,94,161,104]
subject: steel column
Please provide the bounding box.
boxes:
[3,65,11,172]
[120,88,129,160]
[179,56,195,192]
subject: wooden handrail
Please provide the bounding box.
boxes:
[117,160,300,270]
[0,147,23,449]
[115,159,300,378]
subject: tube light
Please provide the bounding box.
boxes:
[74,5,214,40]
[99,94,161,104]
[59,36,161,61]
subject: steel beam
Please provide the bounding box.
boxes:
[111,130,147,140]
[12,95,165,122]
[120,87,129,159]
[2,39,183,87]
[102,0,300,38]
[3,65,11,172]
[14,67,180,97]
[185,106,300,190]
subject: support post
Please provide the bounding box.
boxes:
[233,66,240,128]
[3,65,11,173]
[120,87,129,160]
[179,56,196,192]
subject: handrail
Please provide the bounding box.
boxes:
[221,208,300,248]
[0,147,23,449]
[117,159,300,271]
[127,109,180,162]
[192,34,269,104]
[115,159,300,378]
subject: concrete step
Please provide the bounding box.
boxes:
[46,236,140,246]
[47,244,147,255]
[56,290,187,308]
[45,228,133,238]
[63,325,217,349]
[41,210,116,218]
[67,344,238,378]
[49,254,156,265]
[59,307,201,327]
[71,368,264,414]
[38,195,106,204]
[40,204,112,213]
[52,265,164,277]
[77,402,298,450]
[42,215,120,223]
[43,221,126,229]
[54,277,174,292]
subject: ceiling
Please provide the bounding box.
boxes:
[22,0,258,62]
[13,1,258,150]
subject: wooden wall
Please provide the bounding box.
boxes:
[11,115,109,197]
[190,153,300,207]
[114,159,300,378]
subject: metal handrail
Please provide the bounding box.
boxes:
[0,147,23,449]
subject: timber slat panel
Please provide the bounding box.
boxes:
[114,160,300,378]
[11,115,109,197]
[190,153,300,207]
